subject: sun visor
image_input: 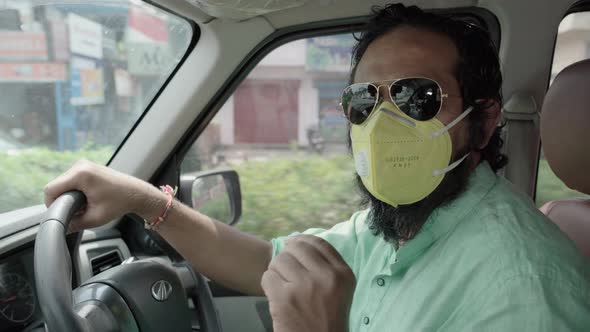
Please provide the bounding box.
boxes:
[186,0,308,20]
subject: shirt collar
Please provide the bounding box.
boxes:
[385,161,498,271]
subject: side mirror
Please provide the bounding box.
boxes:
[179,169,242,226]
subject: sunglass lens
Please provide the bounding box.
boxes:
[341,83,378,125]
[391,78,442,121]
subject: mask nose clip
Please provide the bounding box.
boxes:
[379,107,416,128]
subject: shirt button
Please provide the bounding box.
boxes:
[363,316,370,325]
[377,278,385,286]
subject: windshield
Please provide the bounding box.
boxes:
[0,1,192,213]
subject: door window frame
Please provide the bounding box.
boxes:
[157,8,501,183]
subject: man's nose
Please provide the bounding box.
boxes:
[377,84,393,104]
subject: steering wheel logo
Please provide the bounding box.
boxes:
[151,280,173,301]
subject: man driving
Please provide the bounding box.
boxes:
[44,4,590,331]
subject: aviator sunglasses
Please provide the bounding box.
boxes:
[340,77,457,125]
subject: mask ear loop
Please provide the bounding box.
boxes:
[430,106,474,176]
[432,153,469,176]
[431,106,474,138]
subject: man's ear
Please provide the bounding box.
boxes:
[475,99,501,150]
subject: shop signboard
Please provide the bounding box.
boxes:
[127,6,169,43]
[127,43,173,76]
[0,31,48,60]
[126,6,172,76]
[70,56,105,106]
[0,63,66,82]
[67,13,103,59]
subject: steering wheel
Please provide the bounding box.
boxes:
[34,191,223,332]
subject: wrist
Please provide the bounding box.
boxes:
[132,184,168,221]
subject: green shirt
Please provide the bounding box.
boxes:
[271,162,590,331]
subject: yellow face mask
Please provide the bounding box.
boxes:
[350,101,472,207]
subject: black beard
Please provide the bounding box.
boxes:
[356,156,472,245]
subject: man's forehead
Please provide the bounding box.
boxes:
[353,26,458,86]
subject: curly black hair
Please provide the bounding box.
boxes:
[349,4,508,171]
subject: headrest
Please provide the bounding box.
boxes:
[540,59,590,195]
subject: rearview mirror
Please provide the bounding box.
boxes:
[179,169,242,226]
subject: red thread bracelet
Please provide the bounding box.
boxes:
[145,185,177,230]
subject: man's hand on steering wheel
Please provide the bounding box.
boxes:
[43,160,164,231]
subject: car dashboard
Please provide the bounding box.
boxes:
[0,248,39,332]
[0,229,133,332]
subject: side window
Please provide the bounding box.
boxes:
[0,2,192,213]
[536,11,590,207]
[181,34,361,240]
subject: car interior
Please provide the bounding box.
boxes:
[0,0,589,331]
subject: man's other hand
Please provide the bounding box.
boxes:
[261,235,356,332]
